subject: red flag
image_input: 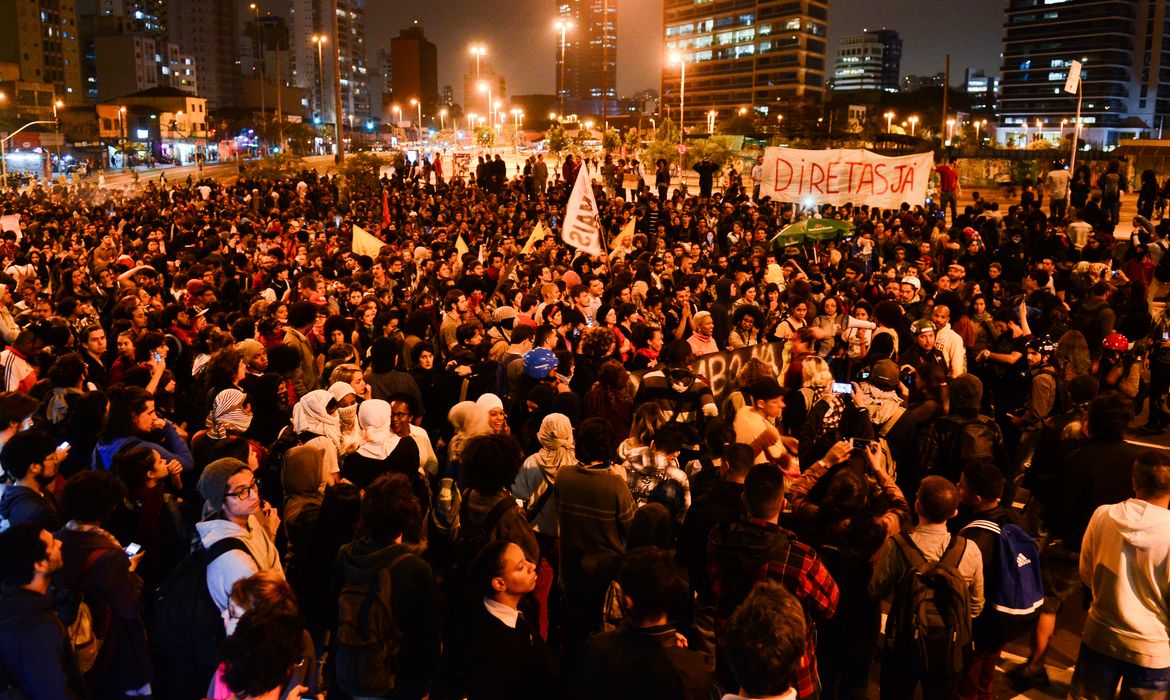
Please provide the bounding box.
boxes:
[381,188,390,230]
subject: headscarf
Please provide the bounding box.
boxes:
[292,389,341,447]
[476,393,504,413]
[356,399,398,460]
[206,388,253,439]
[536,413,576,469]
[447,401,490,464]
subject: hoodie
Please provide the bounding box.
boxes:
[195,515,284,613]
[0,483,62,531]
[335,539,440,699]
[1080,499,1170,669]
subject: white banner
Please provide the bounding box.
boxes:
[561,163,603,256]
[758,148,934,209]
[1064,60,1082,94]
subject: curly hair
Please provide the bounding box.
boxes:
[219,609,305,698]
[459,433,524,493]
[359,473,423,544]
[61,470,127,524]
[578,326,616,362]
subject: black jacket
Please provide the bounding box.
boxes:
[465,604,560,699]
[581,623,712,700]
[334,539,440,700]
[0,586,89,699]
[680,480,744,605]
[0,484,62,531]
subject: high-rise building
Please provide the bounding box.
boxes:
[166,0,238,109]
[389,23,438,121]
[463,55,505,122]
[241,15,292,86]
[0,0,85,103]
[964,68,997,115]
[662,0,828,130]
[290,0,369,124]
[556,0,617,116]
[998,0,1168,146]
[90,30,197,100]
[831,29,900,93]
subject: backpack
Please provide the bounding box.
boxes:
[66,549,112,673]
[919,416,1006,484]
[1101,173,1120,200]
[151,538,254,700]
[961,520,1044,630]
[885,534,973,679]
[1155,242,1170,283]
[333,550,414,697]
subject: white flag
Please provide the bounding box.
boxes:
[560,163,603,257]
[351,224,385,257]
[522,221,550,255]
[1064,60,1082,94]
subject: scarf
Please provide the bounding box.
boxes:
[356,399,400,461]
[206,389,252,439]
[536,413,576,469]
[292,389,341,447]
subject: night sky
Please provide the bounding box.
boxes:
[267,0,1004,100]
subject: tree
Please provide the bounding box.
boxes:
[624,128,641,154]
[602,127,621,153]
[643,117,682,169]
[717,112,761,135]
[246,153,307,181]
[282,122,318,156]
[337,151,385,197]
[546,123,568,153]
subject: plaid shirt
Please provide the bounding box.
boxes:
[709,517,839,700]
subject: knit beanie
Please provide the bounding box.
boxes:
[949,374,983,417]
[197,458,251,512]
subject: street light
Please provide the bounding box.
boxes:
[946,118,956,143]
[1035,117,1044,143]
[1060,118,1068,140]
[249,2,266,155]
[669,51,687,146]
[117,106,127,170]
[469,44,487,82]
[884,111,895,133]
[391,104,401,135]
[1,119,57,191]
[974,118,986,143]
[439,108,448,134]
[52,99,64,177]
[410,97,422,143]
[706,110,716,133]
[908,115,919,137]
[311,34,327,136]
[554,19,573,117]
[478,81,494,151]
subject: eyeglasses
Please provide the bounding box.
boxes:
[224,479,260,501]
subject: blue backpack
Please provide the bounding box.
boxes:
[961,519,1044,618]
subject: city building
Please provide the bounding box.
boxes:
[463,56,505,124]
[112,85,210,162]
[241,15,292,87]
[390,23,438,124]
[901,73,946,92]
[0,0,85,103]
[166,0,237,109]
[998,0,1168,146]
[288,0,369,125]
[84,23,197,102]
[662,0,828,133]
[556,0,617,116]
[831,29,901,93]
[964,68,997,115]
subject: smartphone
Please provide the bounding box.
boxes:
[124,543,142,557]
[1163,331,1169,341]
[57,441,70,452]
[831,382,853,394]
[151,351,162,363]
[851,438,874,451]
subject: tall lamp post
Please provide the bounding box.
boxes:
[1,120,57,191]
[884,111,895,133]
[908,115,919,137]
[410,98,422,143]
[250,2,265,154]
[51,99,64,177]
[392,105,401,139]
[327,0,344,164]
[469,44,486,83]
[555,19,573,117]
[439,108,447,134]
[669,52,687,147]
[478,82,494,153]
[311,34,327,149]
[117,106,127,170]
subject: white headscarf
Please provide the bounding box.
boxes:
[292,389,341,447]
[356,399,399,460]
[206,388,252,439]
[536,413,576,469]
[447,401,490,464]
[476,393,504,413]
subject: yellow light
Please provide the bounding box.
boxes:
[410,98,418,106]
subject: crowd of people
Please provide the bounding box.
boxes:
[0,147,1167,700]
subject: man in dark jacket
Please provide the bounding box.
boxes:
[0,523,88,699]
[0,429,64,531]
[333,473,439,700]
[1070,281,1115,360]
[581,547,712,700]
[680,443,750,607]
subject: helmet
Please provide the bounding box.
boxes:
[1102,332,1129,353]
[910,318,935,335]
[1027,337,1057,355]
[522,347,559,379]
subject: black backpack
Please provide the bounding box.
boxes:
[884,534,973,679]
[333,550,414,697]
[151,538,253,700]
[919,415,1007,484]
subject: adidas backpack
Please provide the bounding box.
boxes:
[961,519,1044,628]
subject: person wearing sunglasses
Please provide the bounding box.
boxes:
[195,457,283,615]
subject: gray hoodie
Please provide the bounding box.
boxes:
[196,515,284,612]
[1080,499,1170,669]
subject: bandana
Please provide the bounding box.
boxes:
[206,389,252,439]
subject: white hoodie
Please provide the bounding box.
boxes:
[1080,499,1170,669]
[196,516,284,613]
